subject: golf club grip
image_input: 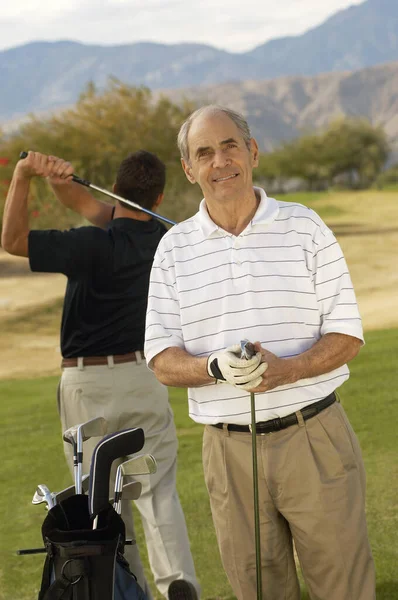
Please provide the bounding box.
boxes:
[240,339,256,360]
[19,151,92,187]
[17,547,46,555]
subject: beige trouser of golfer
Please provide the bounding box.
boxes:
[57,353,200,600]
[203,401,376,600]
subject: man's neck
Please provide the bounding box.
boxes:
[206,188,260,236]
[113,204,152,221]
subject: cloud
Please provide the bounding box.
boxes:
[0,0,365,53]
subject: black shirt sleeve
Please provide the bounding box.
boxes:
[29,227,109,277]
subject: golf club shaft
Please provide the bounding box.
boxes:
[76,432,83,495]
[19,152,176,226]
[240,340,263,600]
[250,391,263,600]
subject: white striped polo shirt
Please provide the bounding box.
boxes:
[145,187,364,425]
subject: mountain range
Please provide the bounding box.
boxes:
[157,60,398,154]
[1,0,398,154]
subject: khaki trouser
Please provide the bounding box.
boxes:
[58,354,199,600]
[202,401,375,600]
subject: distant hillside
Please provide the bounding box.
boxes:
[158,61,398,155]
[1,0,398,121]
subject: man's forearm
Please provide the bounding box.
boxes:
[50,180,113,228]
[152,347,212,387]
[254,332,362,393]
[1,174,30,256]
[289,333,362,381]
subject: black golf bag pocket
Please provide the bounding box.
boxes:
[38,495,147,600]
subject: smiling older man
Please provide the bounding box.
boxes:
[144,105,376,600]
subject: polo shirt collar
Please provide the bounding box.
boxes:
[196,187,279,238]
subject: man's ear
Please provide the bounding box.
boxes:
[250,138,259,168]
[181,158,196,184]
[153,192,164,208]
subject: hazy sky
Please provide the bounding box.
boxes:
[1,0,365,53]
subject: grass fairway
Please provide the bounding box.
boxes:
[0,329,397,600]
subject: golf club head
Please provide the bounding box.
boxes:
[78,417,108,443]
[120,454,157,477]
[89,427,145,519]
[113,455,156,514]
[63,417,108,445]
[67,417,108,494]
[121,480,142,501]
[63,425,78,446]
[110,479,142,503]
[113,478,143,514]
[32,484,54,509]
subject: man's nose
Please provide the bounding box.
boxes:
[212,150,231,168]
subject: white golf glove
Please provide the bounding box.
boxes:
[207,344,267,390]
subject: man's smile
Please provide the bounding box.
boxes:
[213,173,239,182]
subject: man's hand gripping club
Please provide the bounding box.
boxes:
[207,344,267,390]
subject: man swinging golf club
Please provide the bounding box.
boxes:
[144,105,376,600]
[1,150,200,600]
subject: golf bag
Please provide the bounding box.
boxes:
[38,495,147,600]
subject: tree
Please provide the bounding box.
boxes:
[256,117,390,191]
[320,118,390,188]
[0,80,197,231]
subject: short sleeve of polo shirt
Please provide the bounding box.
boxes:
[28,227,108,277]
[144,237,184,366]
[312,221,364,343]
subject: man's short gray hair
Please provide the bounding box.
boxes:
[177,105,252,163]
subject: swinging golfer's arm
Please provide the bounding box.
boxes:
[49,173,113,229]
[1,172,30,256]
[0,154,52,256]
[151,347,212,387]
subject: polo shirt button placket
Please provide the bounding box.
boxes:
[232,238,242,270]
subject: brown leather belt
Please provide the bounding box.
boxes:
[212,392,336,435]
[61,351,145,368]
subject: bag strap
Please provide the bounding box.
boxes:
[40,557,89,600]
[38,555,53,600]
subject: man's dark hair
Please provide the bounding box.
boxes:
[115,150,166,211]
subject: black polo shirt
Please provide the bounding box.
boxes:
[28,218,167,358]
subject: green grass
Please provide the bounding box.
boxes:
[0,329,397,599]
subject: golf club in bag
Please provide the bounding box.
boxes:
[19,151,176,227]
[37,428,148,600]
